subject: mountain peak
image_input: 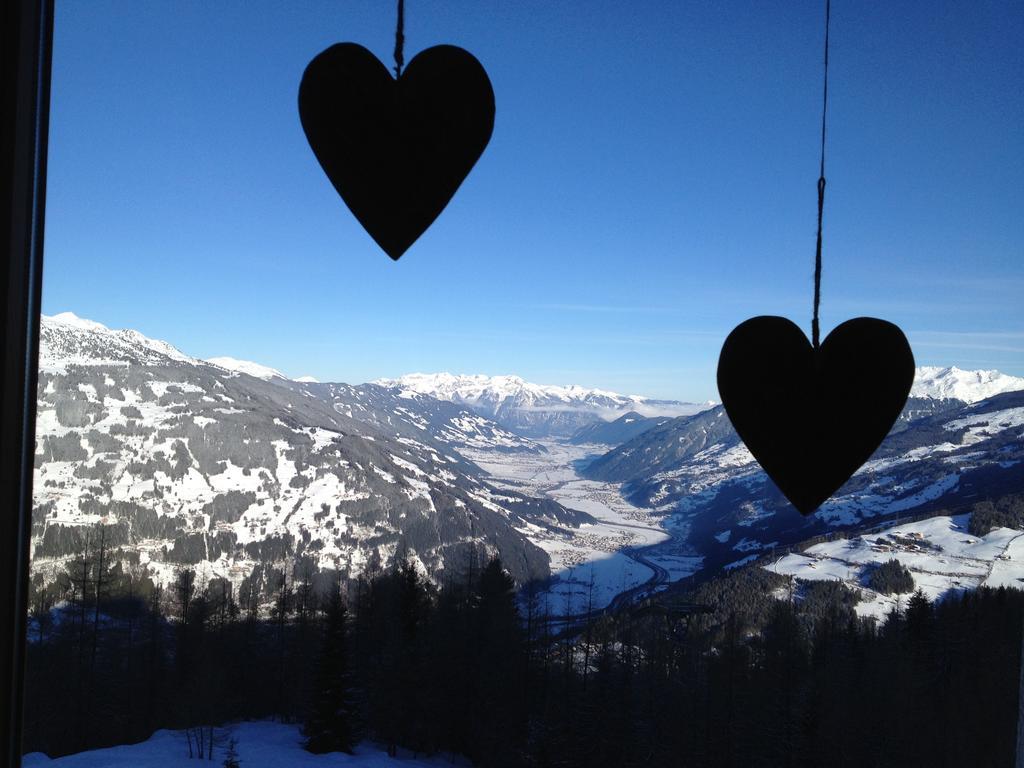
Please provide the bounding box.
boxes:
[912,365,1024,403]
[206,356,287,381]
[40,312,297,382]
[39,312,196,370]
[45,311,109,332]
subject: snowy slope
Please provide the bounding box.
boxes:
[43,313,295,382]
[39,314,543,456]
[769,514,1024,620]
[318,382,543,454]
[31,314,595,601]
[40,313,197,371]
[584,388,1024,577]
[206,356,287,381]
[23,721,457,767]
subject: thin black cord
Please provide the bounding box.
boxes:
[812,0,830,349]
[394,0,405,77]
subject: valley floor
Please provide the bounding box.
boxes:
[463,441,702,615]
[470,443,1024,622]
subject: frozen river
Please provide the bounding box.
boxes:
[463,441,702,615]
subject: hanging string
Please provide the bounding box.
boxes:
[393,0,405,77]
[812,0,830,350]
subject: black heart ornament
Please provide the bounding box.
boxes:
[717,316,915,515]
[299,43,495,260]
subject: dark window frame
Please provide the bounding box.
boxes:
[2,1,53,766]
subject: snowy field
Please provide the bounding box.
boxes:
[23,721,463,768]
[464,442,701,615]
[768,514,1024,620]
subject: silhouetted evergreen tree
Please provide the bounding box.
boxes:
[303,587,357,754]
[467,559,527,766]
[21,543,1024,768]
[222,738,240,768]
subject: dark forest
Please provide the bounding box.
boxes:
[22,536,1024,768]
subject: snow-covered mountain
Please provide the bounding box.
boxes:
[569,411,672,445]
[31,314,593,602]
[205,356,287,381]
[36,313,1024,604]
[911,365,1024,403]
[374,372,709,438]
[582,381,1024,576]
[40,312,197,370]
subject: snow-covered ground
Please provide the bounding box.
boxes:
[767,514,1024,621]
[464,441,701,615]
[23,721,462,767]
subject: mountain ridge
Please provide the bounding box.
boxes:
[374,372,710,438]
[581,389,1024,576]
[31,314,595,603]
[569,411,673,445]
[911,365,1024,403]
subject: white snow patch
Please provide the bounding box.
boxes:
[23,720,458,767]
[206,357,287,381]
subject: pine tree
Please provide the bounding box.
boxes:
[471,559,527,763]
[222,737,240,768]
[90,523,110,672]
[174,568,197,626]
[303,587,358,754]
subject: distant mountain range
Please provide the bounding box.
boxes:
[561,368,1023,446]
[170,355,1024,447]
[32,314,593,601]
[563,366,1024,447]
[370,367,1024,445]
[910,365,1024,402]
[373,372,709,438]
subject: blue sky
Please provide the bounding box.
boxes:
[42,1,1023,402]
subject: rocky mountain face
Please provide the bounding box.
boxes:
[374,372,708,438]
[582,407,740,482]
[32,314,593,602]
[583,383,1024,573]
